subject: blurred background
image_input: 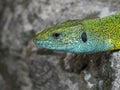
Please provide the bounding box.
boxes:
[0,0,120,90]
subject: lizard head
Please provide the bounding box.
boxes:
[33,19,112,53]
[33,20,86,53]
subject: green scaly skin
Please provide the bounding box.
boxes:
[33,13,120,53]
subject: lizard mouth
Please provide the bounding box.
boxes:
[33,38,75,51]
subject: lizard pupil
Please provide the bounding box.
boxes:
[52,33,60,39]
[81,32,87,42]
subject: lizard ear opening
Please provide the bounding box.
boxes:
[81,31,87,42]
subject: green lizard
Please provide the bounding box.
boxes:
[33,13,120,53]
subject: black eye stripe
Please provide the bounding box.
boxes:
[81,32,87,42]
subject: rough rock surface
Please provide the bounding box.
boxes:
[0,0,120,90]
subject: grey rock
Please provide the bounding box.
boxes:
[111,51,120,90]
[0,75,5,90]
[0,0,120,90]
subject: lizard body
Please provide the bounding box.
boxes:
[33,13,120,53]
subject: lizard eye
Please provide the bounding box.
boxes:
[81,31,87,42]
[52,33,61,39]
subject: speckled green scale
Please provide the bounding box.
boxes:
[83,13,120,50]
[33,13,120,53]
